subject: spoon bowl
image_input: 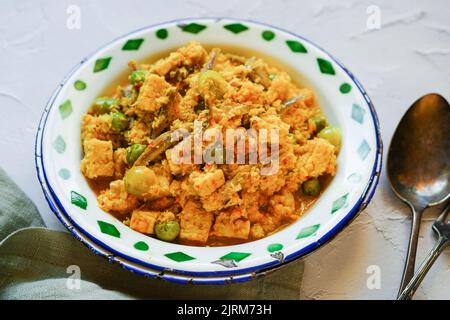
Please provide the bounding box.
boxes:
[388,93,450,296]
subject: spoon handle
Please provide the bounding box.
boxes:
[398,236,448,300]
[397,206,423,297]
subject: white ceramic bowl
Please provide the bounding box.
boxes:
[36,18,382,283]
[35,159,258,284]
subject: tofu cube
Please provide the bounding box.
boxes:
[113,148,128,179]
[212,207,250,240]
[97,180,138,214]
[179,201,213,243]
[135,74,172,113]
[151,41,207,76]
[81,114,113,142]
[81,138,114,179]
[130,209,160,234]
[189,169,225,197]
[298,138,336,178]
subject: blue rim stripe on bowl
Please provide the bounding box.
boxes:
[35,16,378,278]
[35,144,255,284]
[35,17,383,282]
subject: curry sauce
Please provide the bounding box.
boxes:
[80,41,340,246]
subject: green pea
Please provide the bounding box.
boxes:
[302,178,321,196]
[154,220,180,242]
[126,144,146,165]
[318,126,341,149]
[129,70,147,86]
[124,166,157,197]
[91,97,118,114]
[111,111,128,132]
[311,116,327,133]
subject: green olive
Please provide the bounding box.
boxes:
[129,70,147,86]
[318,126,341,149]
[310,116,327,133]
[302,178,321,196]
[198,70,227,100]
[126,144,147,165]
[91,97,118,114]
[154,220,180,242]
[111,111,129,132]
[123,166,157,197]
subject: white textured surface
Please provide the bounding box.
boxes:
[0,0,448,299]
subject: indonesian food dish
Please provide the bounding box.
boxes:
[80,41,340,246]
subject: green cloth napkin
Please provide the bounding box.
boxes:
[0,168,304,300]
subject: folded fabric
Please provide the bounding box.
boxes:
[0,167,304,299]
[0,167,44,240]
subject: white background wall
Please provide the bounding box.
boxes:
[0,0,448,299]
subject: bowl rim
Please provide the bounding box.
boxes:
[35,17,383,280]
[35,135,304,284]
[35,144,380,284]
[34,161,258,284]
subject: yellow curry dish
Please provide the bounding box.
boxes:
[80,41,340,246]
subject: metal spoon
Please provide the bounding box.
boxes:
[387,93,450,297]
[398,202,449,300]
